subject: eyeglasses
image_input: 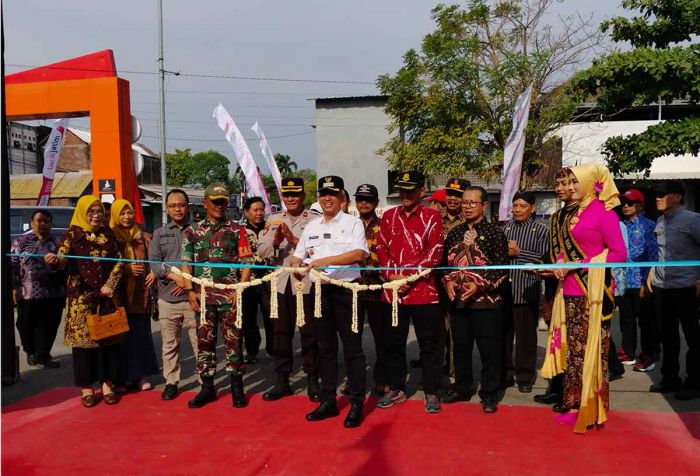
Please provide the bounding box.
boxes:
[167,203,188,209]
[86,210,104,216]
[463,201,485,208]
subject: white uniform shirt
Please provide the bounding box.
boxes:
[293,211,369,282]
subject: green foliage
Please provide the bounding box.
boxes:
[274,153,298,176]
[570,0,700,175]
[377,1,596,178]
[165,149,232,187]
[297,168,317,207]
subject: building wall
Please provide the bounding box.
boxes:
[7,123,40,174]
[11,197,73,206]
[315,97,395,203]
[55,131,91,172]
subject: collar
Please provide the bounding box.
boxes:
[625,215,640,225]
[246,220,266,234]
[323,210,344,224]
[167,221,189,230]
[401,203,424,217]
[511,216,534,226]
[664,207,683,220]
[203,217,230,229]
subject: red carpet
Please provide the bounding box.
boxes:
[3,388,699,475]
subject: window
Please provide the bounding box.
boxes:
[27,143,35,152]
[13,140,20,148]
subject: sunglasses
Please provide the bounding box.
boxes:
[621,199,638,207]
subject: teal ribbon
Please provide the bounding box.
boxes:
[8,253,700,271]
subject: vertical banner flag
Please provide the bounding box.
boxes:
[251,121,285,209]
[212,104,272,213]
[36,119,69,206]
[499,86,532,221]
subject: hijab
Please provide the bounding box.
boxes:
[569,164,620,211]
[70,195,103,233]
[109,199,140,260]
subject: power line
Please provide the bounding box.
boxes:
[6,64,375,85]
[141,131,314,142]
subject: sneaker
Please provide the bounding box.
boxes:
[376,389,407,409]
[618,351,636,365]
[633,354,656,372]
[424,394,441,413]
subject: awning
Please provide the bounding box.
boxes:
[557,120,700,180]
[10,172,92,199]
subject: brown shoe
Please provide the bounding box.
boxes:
[103,393,121,405]
[81,394,99,408]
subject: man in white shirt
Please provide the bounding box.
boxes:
[291,175,370,428]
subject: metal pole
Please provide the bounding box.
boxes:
[157,0,168,226]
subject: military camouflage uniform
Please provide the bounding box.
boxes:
[181,218,253,377]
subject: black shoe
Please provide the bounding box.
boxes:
[263,373,292,401]
[161,384,178,401]
[552,403,570,413]
[503,378,515,389]
[231,374,248,408]
[410,359,422,369]
[442,391,471,404]
[649,380,682,393]
[442,364,450,375]
[533,393,561,405]
[343,401,364,428]
[244,355,257,365]
[35,358,60,369]
[306,401,340,421]
[26,354,37,366]
[188,379,216,408]
[609,372,624,382]
[307,373,320,402]
[481,401,497,413]
[517,384,532,393]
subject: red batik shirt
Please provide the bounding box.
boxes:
[376,204,444,305]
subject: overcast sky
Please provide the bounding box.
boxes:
[4,0,624,171]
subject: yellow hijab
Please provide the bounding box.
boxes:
[569,164,620,211]
[109,199,140,260]
[70,195,103,233]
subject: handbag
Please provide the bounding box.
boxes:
[86,299,130,341]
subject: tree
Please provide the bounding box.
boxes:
[569,0,700,175]
[297,168,317,207]
[274,153,298,175]
[377,0,604,178]
[166,149,232,188]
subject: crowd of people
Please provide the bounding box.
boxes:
[10,164,700,431]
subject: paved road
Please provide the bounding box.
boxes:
[3,311,699,415]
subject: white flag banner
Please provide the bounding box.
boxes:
[212,104,272,213]
[37,119,70,206]
[499,86,532,221]
[251,121,284,209]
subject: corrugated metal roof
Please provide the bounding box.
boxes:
[68,127,158,158]
[10,172,93,199]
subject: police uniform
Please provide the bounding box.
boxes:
[295,175,369,426]
[257,177,320,400]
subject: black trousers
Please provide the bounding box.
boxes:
[317,285,366,403]
[653,286,700,387]
[451,306,503,403]
[385,303,443,395]
[242,283,273,357]
[16,297,64,360]
[506,302,539,385]
[72,344,121,387]
[357,299,388,386]
[272,282,319,375]
[618,288,659,360]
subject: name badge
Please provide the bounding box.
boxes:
[323,233,331,239]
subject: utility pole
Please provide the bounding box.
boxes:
[157,0,168,226]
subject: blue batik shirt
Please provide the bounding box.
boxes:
[624,214,658,289]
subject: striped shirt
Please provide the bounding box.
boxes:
[501,217,549,305]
